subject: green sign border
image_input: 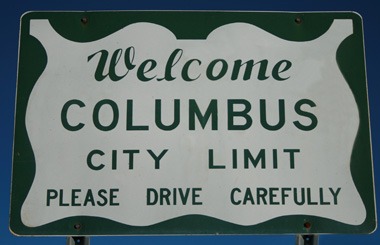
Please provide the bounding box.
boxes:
[10,11,376,236]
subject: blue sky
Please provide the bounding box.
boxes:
[1,0,379,244]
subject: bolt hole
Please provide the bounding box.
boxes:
[74,224,81,230]
[81,17,88,25]
[304,221,312,229]
[295,17,303,24]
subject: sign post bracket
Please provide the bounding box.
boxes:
[296,235,319,245]
[66,236,90,245]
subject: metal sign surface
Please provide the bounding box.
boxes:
[10,11,376,235]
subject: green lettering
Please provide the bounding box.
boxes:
[108,48,127,81]
[294,188,305,205]
[71,189,81,206]
[124,46,136,71]
[46,189,58,206]
[61,99,85,131]
[208,149,225,169]
[147,188,158,205]
[155,99,180,130]
[256,188,268,205]
[160,188,171,205]
[87,149,105,171]
[260,99,285,130]
[269,188,280,205]
[93,99,119,131]
[147,149,168,169]
[243,188,255,205]
[88,50,109,81]
[206,59,228,80]
[320,188,331,205]
[231,59,269,81]
[110,188,120,206]
[272,60,292,81]
[122,150,140,170]
[182,59,201,81]
[244,149,265,169]
[84,190,95,206]
[329,187,341,205]
[228,99,252,130]
[293,99,318,131]
[59,189,69,207]
[283,149,300,169]
[97,189,108,206]
[189,99,218,130]
[230,188,241,205]
[192,188,202,205]
[281,187,291,204]
[126,100,149,130]
[137,59,157,81]
[157,48,182,81]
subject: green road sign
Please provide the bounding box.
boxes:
[10,11,376,236]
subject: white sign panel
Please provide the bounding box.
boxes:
[11,11,376,235]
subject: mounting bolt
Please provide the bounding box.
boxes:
[81,17,88,25]
[304,221,312,229]
[295,17,303,24]
[74,223,82,230]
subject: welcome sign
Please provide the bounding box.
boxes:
[10,11,376,235]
